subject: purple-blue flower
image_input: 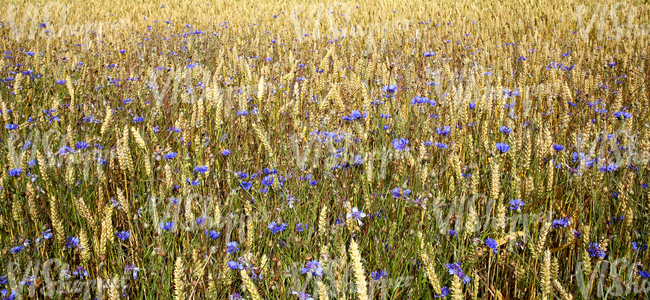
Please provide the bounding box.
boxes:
[639,270,650,279]
[8,169,22,176]
[226,242,239,254]
[194,165,209,174]
[346,207,367,226]
[392,138,409,151]
[587,242,606,258]
[485,238,498,253]
[66,236,80,248]
[261,175,274,186]
[291,291,314,300]
[240,181,253,190]
[116,231,130,241]
[206,230,221,239]
[296,223,308,232]
[495,143,510,153]
[598,164,618,172]
[11,245,23,254]
[267,222,287,234]
[436,126,452,136]
[382,84,397,94]
[300,261,323,276]
[445,262,471,283]
[552,216,571,228]
[509,199,525,211]
[75,141,89,150]
[370,270,389,281]
[160,221,175,231]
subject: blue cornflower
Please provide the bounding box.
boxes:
[226,242,239,254]
[598,164,618,172]
[66,236,80,248]
[296,223,308,232]
[382,84,397,94]
[240,181,253,190]
[222,149,231,156]
[75,141,89,150]
[11,245,23,254]
[499,126,511,134]
[346,207,367,226]
[587,242,606,258]
[485,238,498,253]
[57,146,76,156]
[291,291,314,300]
[164,152,177,159]
[448,230,456,238]
[436,126,452,136]
[509,199,525,211]
[572,152,587,162]
[300,261,323,276]
[434,142,448,149]
[267,221,287,234]
[5,124,18,130]
[350,110,363,120]
[1,289,17,300]
[55,79,66,85]
[133,116,145,123]
[160,221,175,231]
[639,270,650,279]
[614,111,632,119]
[632,242,648,252]
[8,169,22,176]
[435,287,450,298]
[424,51,436,57]
[261,175,274,186]
[495,143,510,153]
[553,144,565,152]
[206,230,221,239]
[370,270,389,281]
[124,265,141,279]
[116,231,130,241]
[392,138,409,151]
[73,266,89,279]
[445,262,471,283]
[227,261,244,270]
[391,187,411,198]
[194,165,209,174]
[552,216,571,228]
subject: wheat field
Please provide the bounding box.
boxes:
[0,0,649,299]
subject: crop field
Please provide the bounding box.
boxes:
[0,0,650,299]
